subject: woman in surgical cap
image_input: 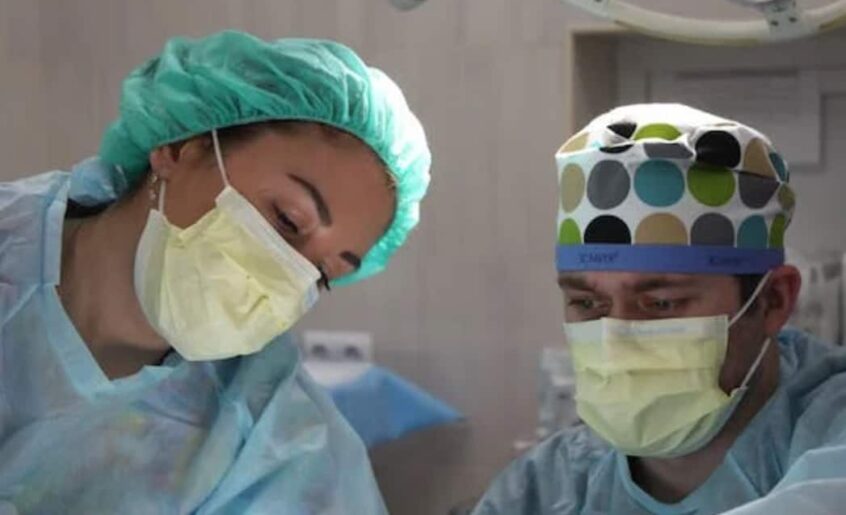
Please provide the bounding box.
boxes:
[0,31,430,514]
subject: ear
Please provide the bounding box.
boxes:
[148,145,179,180]
[762,265,802,338]
[147,136,211,180]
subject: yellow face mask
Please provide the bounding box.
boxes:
[564,273,771,458]
[133,130,320,361]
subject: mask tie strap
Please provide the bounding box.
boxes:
[211,129,232,188]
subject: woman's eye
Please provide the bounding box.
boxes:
[276,210,299,234]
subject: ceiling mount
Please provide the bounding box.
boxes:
[565,0,846,45]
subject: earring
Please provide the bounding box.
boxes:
[149,174,160,204]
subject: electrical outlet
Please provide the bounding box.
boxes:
[301,330,374,362]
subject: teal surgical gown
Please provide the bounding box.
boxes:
[472,329,846,515]
[0,159,388,514]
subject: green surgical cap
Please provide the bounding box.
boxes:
[100,30,431,285]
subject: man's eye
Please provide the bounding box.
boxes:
[653,299,672,310]
[646,298,684,312]
[569,299,598,310]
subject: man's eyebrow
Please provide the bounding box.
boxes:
[290,174,332,226]
[557,276,596,292]
[631,277,697,294]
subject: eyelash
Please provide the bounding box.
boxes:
[275,208,299,235]
[565,297,689,316]
[318,265,332,291]
[567,298,607,315]
[273,205,328,290]
[568,299,597,310]
[644,298,687,313]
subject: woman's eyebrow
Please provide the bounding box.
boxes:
[290,174,332,226]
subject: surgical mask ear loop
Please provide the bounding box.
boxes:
[729,270,773,327]
[155,130,230,215]
[739,337,772,391]
[729,269,775,391]
[157,179,166,212]
[210,129,232,188]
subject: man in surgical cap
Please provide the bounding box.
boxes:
[0,31,429,513]
[472,104,846,515]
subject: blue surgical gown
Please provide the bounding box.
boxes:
[471,329,846,515]
[0,159,388,514]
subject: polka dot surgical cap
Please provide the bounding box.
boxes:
[555,103,795,275]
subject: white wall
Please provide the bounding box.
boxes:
[788,95,846,253]
[2,2,845,514]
